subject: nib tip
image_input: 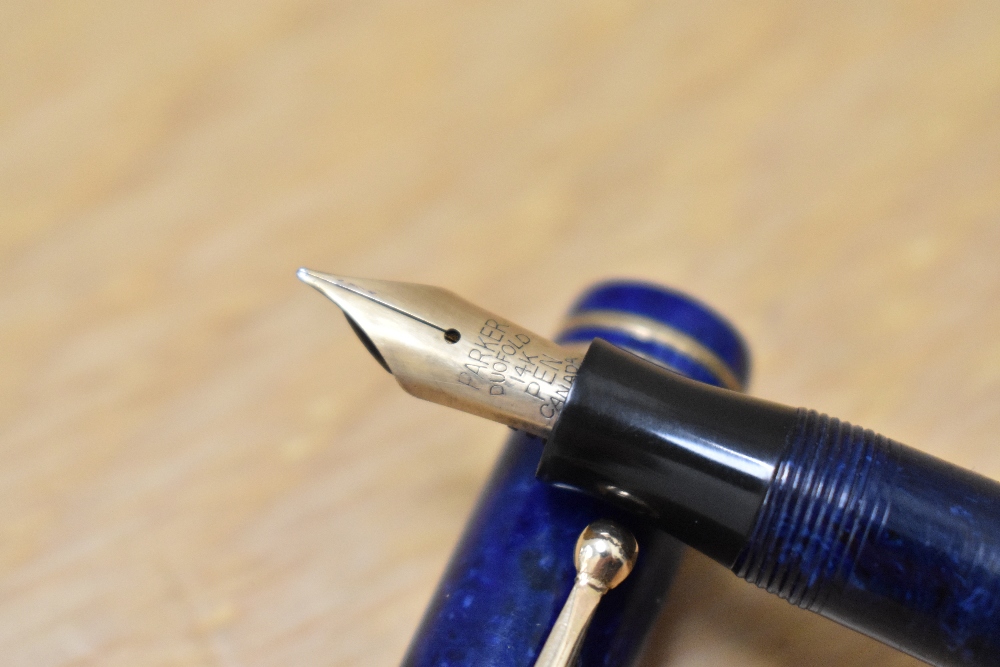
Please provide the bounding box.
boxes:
[297,267,333,291]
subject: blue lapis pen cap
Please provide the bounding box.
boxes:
[558,280,750,391]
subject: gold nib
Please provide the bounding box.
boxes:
[297,269,584,437]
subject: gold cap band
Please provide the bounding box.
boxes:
[559,310,743,391]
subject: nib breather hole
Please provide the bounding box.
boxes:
[444,328,461,344]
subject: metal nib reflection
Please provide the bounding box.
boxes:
[297,268,583,437]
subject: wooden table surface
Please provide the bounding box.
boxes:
[3,2,1000,665]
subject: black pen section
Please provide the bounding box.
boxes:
[537,339,1000,667]
[538,339,797,567]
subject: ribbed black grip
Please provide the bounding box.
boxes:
[734,409,1000,666]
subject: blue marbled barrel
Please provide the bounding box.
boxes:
[734,410,1000,666]
[402,280,749,667]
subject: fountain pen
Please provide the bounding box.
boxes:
[297,269,1000,667]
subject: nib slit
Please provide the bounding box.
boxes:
[299,268,448,334]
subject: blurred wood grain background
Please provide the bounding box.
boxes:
[2,2,999,665]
